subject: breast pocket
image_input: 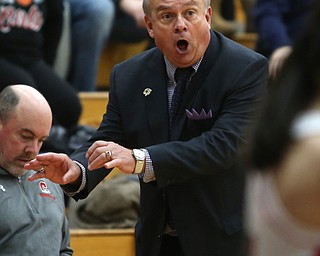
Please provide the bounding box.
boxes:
[185,116,215,137]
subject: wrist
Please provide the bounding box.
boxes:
[132,149,146,174]
[72,161,87,193]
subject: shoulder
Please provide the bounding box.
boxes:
[208,31,268,79]
[110,47,165,80]
[215,31,266,63]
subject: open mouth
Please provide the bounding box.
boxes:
[177,39,189,52]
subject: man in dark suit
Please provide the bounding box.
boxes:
[26,0,268,254]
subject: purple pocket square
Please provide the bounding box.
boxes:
[186,108,213,120]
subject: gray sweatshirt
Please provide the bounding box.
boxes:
[0,168,73,255]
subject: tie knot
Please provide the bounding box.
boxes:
[174,67,194,84]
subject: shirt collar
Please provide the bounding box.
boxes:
[164,56,203,82]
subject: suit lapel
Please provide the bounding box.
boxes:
[143,52,170,143]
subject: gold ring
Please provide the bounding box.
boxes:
[105,150,112,161]
[37,166,45,173]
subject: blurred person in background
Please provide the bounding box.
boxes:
[244,1,320,254]
[66,0,115,91]
[0,0,82,131]
[254,0,312,78]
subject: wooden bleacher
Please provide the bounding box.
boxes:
[78,92,109,127]
[70,229,135,256]
[231,32,257,50]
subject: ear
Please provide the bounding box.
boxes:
[206,6,212,29]
[145,16,155,38]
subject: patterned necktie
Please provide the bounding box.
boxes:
[170,67,194,126]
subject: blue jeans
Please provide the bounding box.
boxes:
[66,0,115,91]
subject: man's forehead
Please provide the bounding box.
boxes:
[154,0,201,8]
[7,111,50,138]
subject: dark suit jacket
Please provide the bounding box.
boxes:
[71,30,268,256]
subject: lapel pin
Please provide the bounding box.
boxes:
[143,88,152,97]
[0,185,6,192]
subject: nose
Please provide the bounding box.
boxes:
[174,15,187,33]
[25,140,41,154]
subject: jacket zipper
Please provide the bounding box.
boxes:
[18,176,38,213]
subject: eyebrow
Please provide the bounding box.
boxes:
[156,0,200,12]
[20,128,35,135]
[20,128,49,140]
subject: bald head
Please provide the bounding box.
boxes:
[0,85,52,176]
[0,84,52,125]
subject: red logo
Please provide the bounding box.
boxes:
[39,180,50,194]
[38,180,56,200]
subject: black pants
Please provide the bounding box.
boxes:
[0,58,81,129]
[160,235,184,256]
[160,232,248,256]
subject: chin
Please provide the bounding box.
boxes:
[7,166,26,177]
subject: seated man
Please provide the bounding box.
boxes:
[0,84,72,255]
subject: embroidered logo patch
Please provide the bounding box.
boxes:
[39,180,50,194]
[0,184,6,192]
[38,180,56,200]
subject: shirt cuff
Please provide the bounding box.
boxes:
[140,149,156,183]
[62,160,87,197]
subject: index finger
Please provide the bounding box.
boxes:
[24,152,60,170]
[86,140,109,158]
